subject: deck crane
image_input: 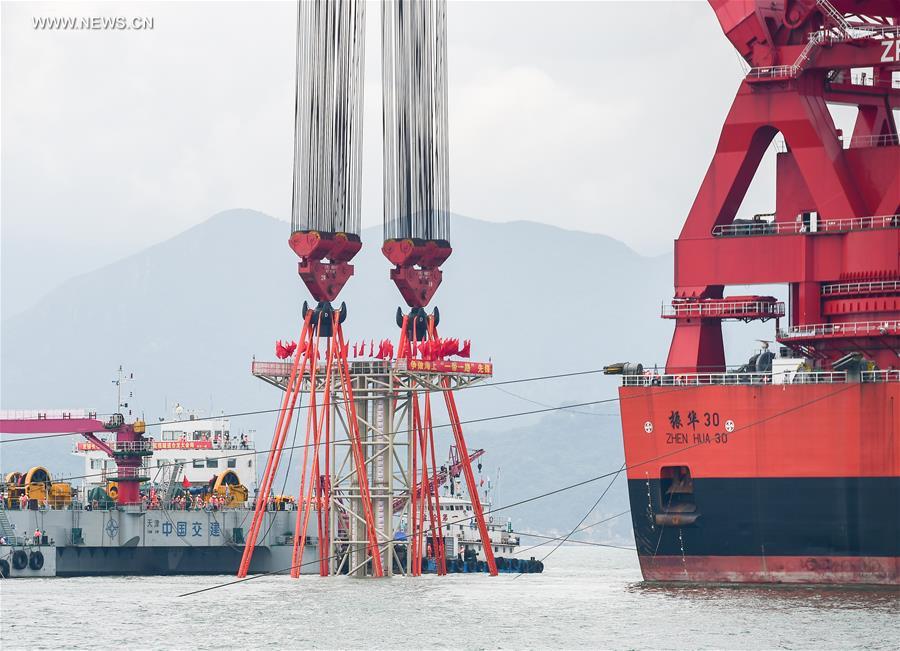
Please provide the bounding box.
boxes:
[391,448,485,512]
[666,0,899,373]
[0,412,150,504]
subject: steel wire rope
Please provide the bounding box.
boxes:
[175,384,854,597]
[0,367,620,444]
[515,510,633,555]
[1,383,698,485]
[511,461,627,579]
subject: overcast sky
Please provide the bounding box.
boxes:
[2,1,805,315]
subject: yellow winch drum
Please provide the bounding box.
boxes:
[24,466,52,502]
[211,470,248,507]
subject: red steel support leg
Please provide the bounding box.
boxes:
[290,322,321,577]
[425,393,447,575]
[238,313,312,577]
[418,394,445,575]
[441,381,498,576]
[431,320,497,575]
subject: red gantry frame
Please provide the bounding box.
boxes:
[667,0,899,373]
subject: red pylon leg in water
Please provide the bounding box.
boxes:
[238,312,313,578]
[318,337,335,576]
[418,393,445,575]
[424,392,447,575]
[334,320,385,577]
[431,319,498,576]
[290,316,323,578]
[409,394,422,575]
[292,328,333,578]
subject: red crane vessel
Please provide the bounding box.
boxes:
[609,0,899,584]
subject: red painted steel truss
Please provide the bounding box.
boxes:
[667,0,900,373]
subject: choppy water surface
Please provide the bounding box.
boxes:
[2,547,897,649]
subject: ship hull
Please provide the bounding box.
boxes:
[619,382,900,585]
[52,543,299,576]
[3,506,314,576]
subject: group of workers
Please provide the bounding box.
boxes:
[140,487,233,511]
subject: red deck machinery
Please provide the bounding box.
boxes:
[668,0,899,373]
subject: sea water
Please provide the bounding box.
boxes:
[1,546,897,649]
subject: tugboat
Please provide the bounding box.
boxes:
[412,452,542,574]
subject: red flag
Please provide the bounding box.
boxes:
[384,340,394,360]
[353,343,358,357]
[369,340,375,357]
[275,340,287,359]
[284,341,297,357]
[459,340,471,358]
[181,476,190,488]
[441,338,460,358]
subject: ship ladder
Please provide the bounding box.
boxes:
[162,461,186,504]
[0,501,18,541]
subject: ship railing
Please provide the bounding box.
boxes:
[112,440,153,453]
[746,64,799,80]
[821,280,900,296]
[622,371,848,386]
[661,300,784,319]
[712,214,900,237]
[845,73,900,90]
[778,320,900,339]
[844,133,900,149]
[74,440,153,453]
[861,370,900,383]
[0,409,97,420]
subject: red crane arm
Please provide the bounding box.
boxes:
[0,417,118,458]
[393,448,485,511]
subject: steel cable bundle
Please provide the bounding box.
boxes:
[291,0,366,237]
[382,0,451,243]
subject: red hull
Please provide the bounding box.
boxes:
[619,382,899,586]
[640,555,900,585]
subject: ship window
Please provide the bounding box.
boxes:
[659,466,696,513]
[227,458,236,468]
[207,458,219,468]
[193,459,204,468]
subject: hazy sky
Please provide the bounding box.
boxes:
[2,1,806,315]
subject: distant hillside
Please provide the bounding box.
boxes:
[1,210,675,538]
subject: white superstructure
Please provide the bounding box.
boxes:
[75,415,258,491]
[422,493,519,559]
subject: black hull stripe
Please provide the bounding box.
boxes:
[628,477,900,557]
